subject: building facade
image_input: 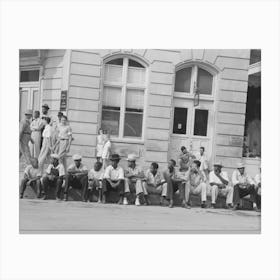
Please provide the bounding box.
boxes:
[19,49,261,176]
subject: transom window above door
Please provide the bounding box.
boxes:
[175,65,214,95]
[101,57,146,140]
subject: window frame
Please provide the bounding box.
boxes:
[101,56,148,143]
[174,63,215,101]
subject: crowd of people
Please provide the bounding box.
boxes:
[19,105,261,212]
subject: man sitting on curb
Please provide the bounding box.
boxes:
[124,154,146,206]
[143,162,167,206]
[102,154,128,205]
[185,160,208,209]
[20,158,42,199]
[41,154,65,200]
[209,161,233,209]
[64,154,88,201]
[86,161,104,203]
[232,162,257,211]
[163,159,186,208]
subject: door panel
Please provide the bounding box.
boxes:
[169,98,214,163]
[19,89,30,121]
[31,88,40,112]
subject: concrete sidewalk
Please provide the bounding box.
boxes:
[19,199,261,234]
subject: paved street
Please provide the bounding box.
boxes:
[19,199,261,233]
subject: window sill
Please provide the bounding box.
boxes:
[174,91,214,101]
[110,137,145,145]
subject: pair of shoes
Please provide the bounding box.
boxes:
[224,204,233,209]
[97,199,102,203]
[42,195,47,200]
[135,197,140,206]
[185,203,191,209]
[201,202,206,208]
[123,197,129,205]
[210,203,215,209]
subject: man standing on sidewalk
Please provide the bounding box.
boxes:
[232,162,257,211]
[209,162,233,209]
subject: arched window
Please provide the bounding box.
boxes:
[101,57,146,139]
[175,65,213,95]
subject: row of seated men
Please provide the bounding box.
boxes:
[19,153,261,211]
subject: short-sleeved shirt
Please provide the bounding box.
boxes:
[30,118,43,132]
[102,140,111,159]
[125,166,144,179]
[88,169,104,180]
[145,170,164,186]
[46,163,65,177]
[209,170,229,185]
[58,125,72,139]
[42,124,52,138]
[232,170,254,186]
[104,165,124,180]
[67,163,88,173]
[24,165,41,179]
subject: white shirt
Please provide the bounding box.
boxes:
[46,163,65,177]
[88,169,104,180]
[24,165,42,179]
[209,170,229,185]
[232,169,254,186]
[196,153,209,171]
[104,165,124,180]
[42,124,52,138]
[102,140,111,159]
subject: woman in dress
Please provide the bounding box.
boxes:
[96,128,105,162]
[55,115,72,171]
[38,117,53,172]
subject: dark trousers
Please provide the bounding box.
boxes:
[102,179,125,196]
[64,174,88,198]
[163,171,185,200]
[20,178,41,197]
[42,175,64,198]
[233,184,256,205]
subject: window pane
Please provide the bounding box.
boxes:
[173,107,188,134]
[20,70,40,82]
[128,59,144,68]
[194,109,208,136]
[175,68,192,92]
[106,58,123,65]
[126,89,144,110]
[127,67,145,84]
[104,64,122,83]
[101,107,120,136]
[249,49,261,65]
[197,68,213,95]
[102,86,121,107]
[124,112,143,138]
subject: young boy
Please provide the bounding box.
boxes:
[86,161,104,202]
[20,158,42,198]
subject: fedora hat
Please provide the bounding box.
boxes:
[42,103,50,109]
[127,154,137,161]
[50,153,59,159]
[110,154,121,161]
[237,162,245,169]
[25,109,33,115]
[72,154,82,161]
